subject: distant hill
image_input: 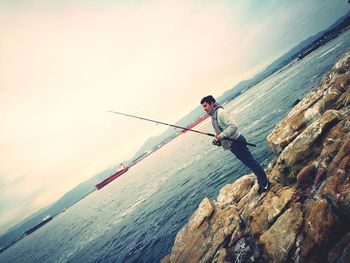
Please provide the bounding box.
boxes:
[216,11,350,104]
[131,135,166,161]
[0,167,117,248]
[130,105,207,161]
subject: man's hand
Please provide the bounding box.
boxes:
[212,139,222,146]
[215,134,223,141]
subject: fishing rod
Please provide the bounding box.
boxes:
[108,110,256,147]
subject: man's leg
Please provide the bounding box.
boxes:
[230,135,268,186]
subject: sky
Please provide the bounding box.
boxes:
[0,0,349,235]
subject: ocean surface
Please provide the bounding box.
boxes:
[1,29,350,263]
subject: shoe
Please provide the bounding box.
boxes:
[257,181,270,194]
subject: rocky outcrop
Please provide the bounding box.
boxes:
[161,49,350,263]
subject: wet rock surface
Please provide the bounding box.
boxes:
[161,50,350,263]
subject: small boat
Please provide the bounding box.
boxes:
[96,166,129,190]
[25,215,53,235]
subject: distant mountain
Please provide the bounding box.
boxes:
[131,136,166,161]
[216,10,350,104]
[0,167,117,248]
[296,11,350,60]
[131,106,206,161]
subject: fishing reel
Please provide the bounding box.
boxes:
[212,139,222,146]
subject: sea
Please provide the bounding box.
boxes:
[1,29,350,263]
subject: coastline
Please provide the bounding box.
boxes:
[161,49,350,263]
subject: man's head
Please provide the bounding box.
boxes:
[200,95,216,113]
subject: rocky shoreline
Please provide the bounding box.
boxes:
[161,49,350,263]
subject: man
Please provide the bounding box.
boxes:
[200,95,270,194]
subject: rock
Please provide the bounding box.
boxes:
[188,197,214,230]
[322,140,350,219]
[168,198,241,263]
[234,181,262,224]
[319,74,349,112]
[160,255,171,263]
[316,116,350,169]
[296,163,317,190]
[300,199,336,259]
[335,80,350,109]
[292,99,301,107]
[259,203,303,263]
[326,139,350,176]
[248,186,295,236]
[211,248,230,263]
[235,182,285,230]
[270,110,341,185]
[333,52,350,75]
[290,189,302,206]
[267,50,350,155]
[299,199,344,262]
[314,166,327,187]
[328,232,350,263]
[215,175,255,209]
[229,235,263,263]
[300,165,328,200]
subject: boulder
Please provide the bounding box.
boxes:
[322,140,350,219]
[169,198,241,263]
[259,203,303,263]
[270,110,341,185]
[248,186,295,236]
[267,49,350,155]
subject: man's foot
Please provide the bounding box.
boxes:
[257,181,270,194]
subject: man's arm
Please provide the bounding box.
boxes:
[218,109,239,139]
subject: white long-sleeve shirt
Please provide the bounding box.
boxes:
[216,108,240,140]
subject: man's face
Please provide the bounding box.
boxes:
[202,102,214,113]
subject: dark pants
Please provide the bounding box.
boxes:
[230,134,268,186]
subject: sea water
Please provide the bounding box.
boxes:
[1,29,350,263]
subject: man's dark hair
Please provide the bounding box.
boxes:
[200,95,216,105]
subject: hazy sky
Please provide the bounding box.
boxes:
[0,0,348,234]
